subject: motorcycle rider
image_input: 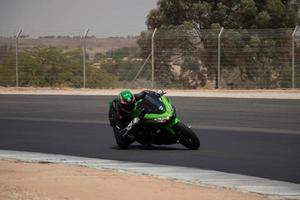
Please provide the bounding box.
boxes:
[108,90,149,148]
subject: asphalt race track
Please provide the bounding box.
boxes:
[0,95,300,183]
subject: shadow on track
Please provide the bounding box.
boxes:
[110,144,190,151]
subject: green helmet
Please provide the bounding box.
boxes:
[118,90,136,113]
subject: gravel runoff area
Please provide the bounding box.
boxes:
[0,160,285,200]
[0,87,298,200]
[0,87,300,99]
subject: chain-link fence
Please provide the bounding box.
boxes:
[0,27,299,89]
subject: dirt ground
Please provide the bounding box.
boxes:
[0,160,282,200]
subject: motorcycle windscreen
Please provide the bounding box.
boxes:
[137,94,166,114]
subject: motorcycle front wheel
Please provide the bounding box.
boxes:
[173,122,200,150]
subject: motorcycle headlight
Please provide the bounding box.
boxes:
[154,116,170,123]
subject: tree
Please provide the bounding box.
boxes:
[0,46,117,88]
[140,0,299,88]
[147,0,299,29]
[0,44,15,86]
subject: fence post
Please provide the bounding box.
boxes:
[151,28,158,89]
[15,29,22,87]
[217,27,224,89]
[131,53,152,88]
[82,29,89,88]
[292,26,298,89]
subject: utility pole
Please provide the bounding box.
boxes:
[15,29,22,87]
[151,28,158,89]
[292,26,298,88]
[82,29,89,88]
[217,27,224,89]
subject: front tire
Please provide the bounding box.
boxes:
[173,122,200,150]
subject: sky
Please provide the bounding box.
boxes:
[0,0,158,37]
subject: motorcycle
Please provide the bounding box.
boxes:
[116,91,200,150]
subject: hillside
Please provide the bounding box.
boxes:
[0,36,138,53]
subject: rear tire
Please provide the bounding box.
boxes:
[173,122,200,150]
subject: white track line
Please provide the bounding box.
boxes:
[0,150,299,199]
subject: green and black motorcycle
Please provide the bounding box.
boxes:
[118,91,200,150]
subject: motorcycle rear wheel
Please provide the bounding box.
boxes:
[174,122,200,150]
